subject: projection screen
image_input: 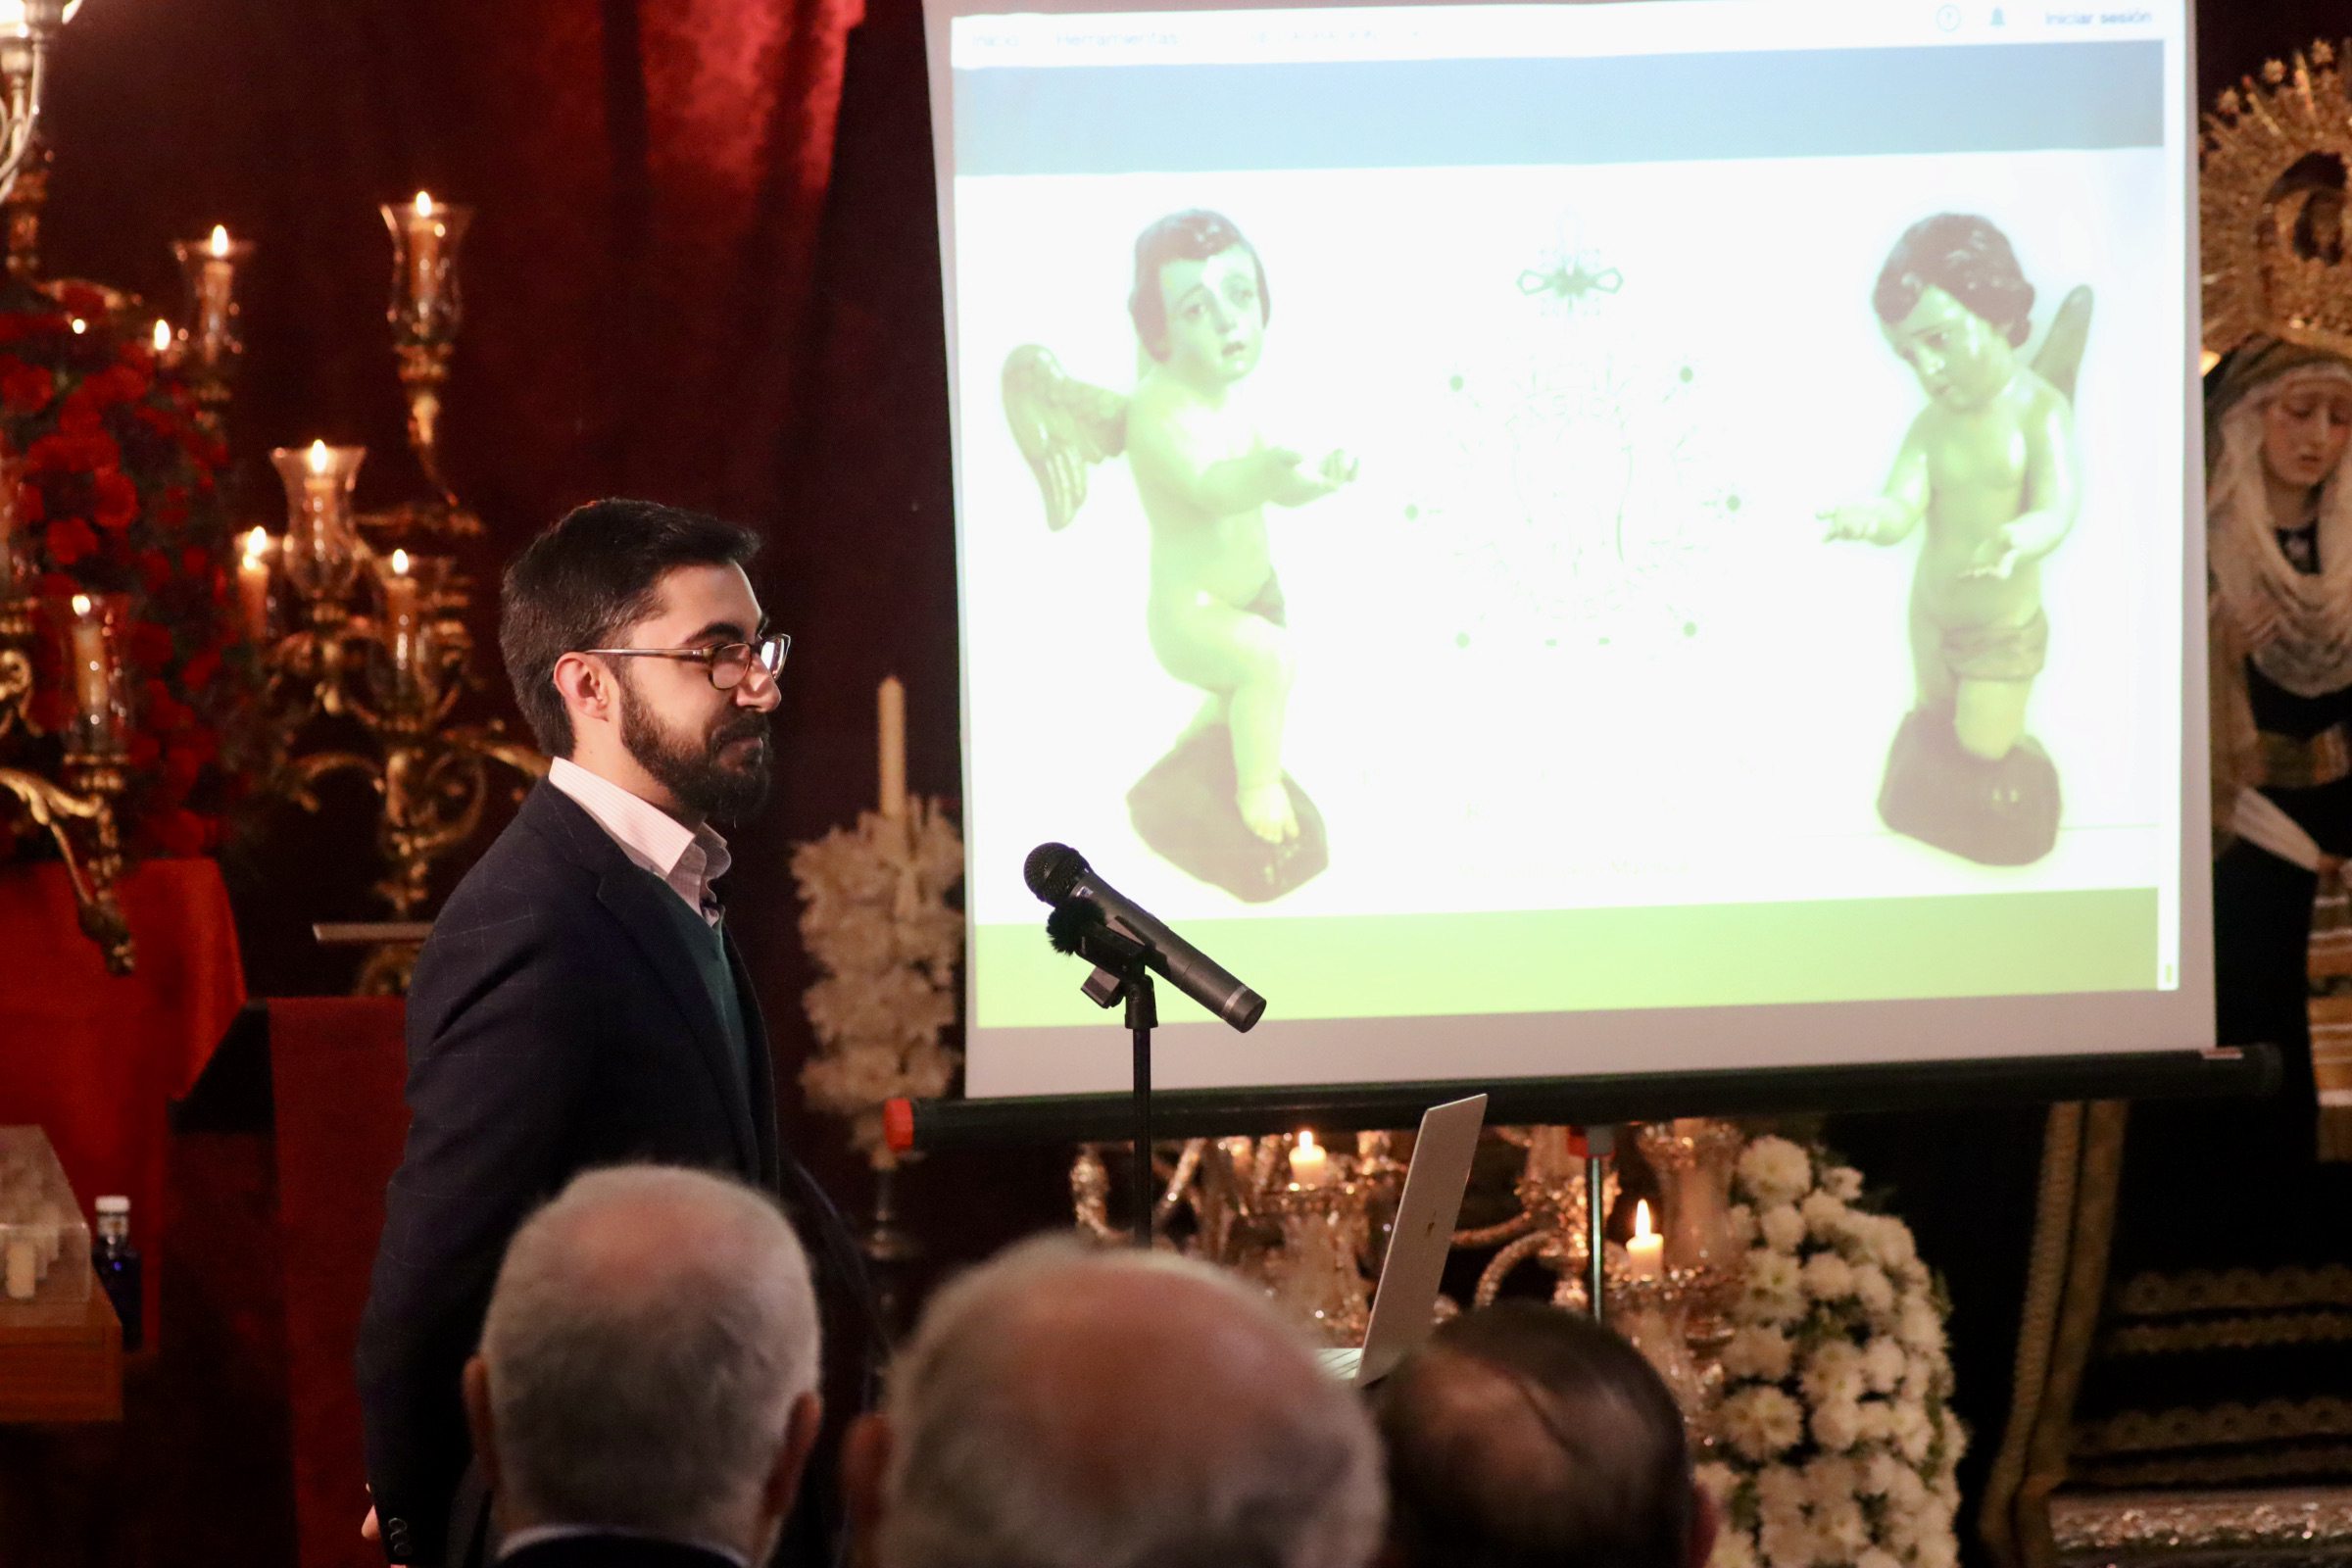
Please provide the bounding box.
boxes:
[924,0,2210,1100]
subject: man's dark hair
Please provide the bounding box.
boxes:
[1128,209,1271,362]
[1873,212,2036,348]
[499,498,760,756]
[1373,1300,1694,1568]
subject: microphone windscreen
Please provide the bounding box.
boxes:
[1025,842,1089,904]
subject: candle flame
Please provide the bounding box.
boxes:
[391,548,410,574]
[414,190,433,218]
[242,526,268,565]
[70,593,90,615]
[1633,1199,1654,1242]
[209,224,229,258]
[307,439,330,474]
[68,318,83,335]
[1296,1130,1318,1155]
[151,318,171,354]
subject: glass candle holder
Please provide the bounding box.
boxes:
[382,193,473,346]
[41,591,132,755]
[170,225,254,378]
[270,441,367,607]
[368,548,450,709]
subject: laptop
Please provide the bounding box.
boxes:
[1312,1093,1489,1387]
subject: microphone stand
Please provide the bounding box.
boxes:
[1054,907,1159,1248]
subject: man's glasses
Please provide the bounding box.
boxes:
[580,633,791,692]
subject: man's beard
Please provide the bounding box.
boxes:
[617,671,774,823]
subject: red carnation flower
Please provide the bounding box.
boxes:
[42,514,97,564]
[0,359,50,414]
[92,469,137,532]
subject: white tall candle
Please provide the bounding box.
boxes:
[69,593,108,727]
[1628,1200,1664,1280]
[238,528,270,643]
[878,674,906,819]
[1290,1130,1329,1188]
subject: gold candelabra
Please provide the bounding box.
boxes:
[0,580,132,971]
[243,192,539,993]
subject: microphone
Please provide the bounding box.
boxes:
[1024,843,1266,1032]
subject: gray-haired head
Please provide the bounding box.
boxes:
[476,1164,821,1545]
[874,1235,1384,1568]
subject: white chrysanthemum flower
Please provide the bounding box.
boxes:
[1723,1324,1794,1383]
[1822,1165,1864,1200]
[1891,1400,1935,1462]
[1819,1497,1871,1553]
[1855,1398,1894,1443]
[1738,1136,1812,1206]
[1853,1264,1896,1317]
[1693,1461,1740,1506]
[1897,1297,1942,1350]
[1873,1219,1918,1271]
[1859,1452,1906,1497]
[1756,1467,1808,1514]
[1758,1513,1818,1568]
[1800,1190,1849,1240]
[1857,1550,1902,1568]
[1746,1253,1807,1323]
[1728,1202,1759,1248]
[1724,1386,1806,1461]
[1760,1203,1807,1253]
[1862,1336,1906,1394]
[1913,1531,1958,1568]
[1811,1396,1864,1452]
[1801,1340,1866,1404]
[1888,1462,1930,1511]
[1802,1251,1857,1300]
[1711,1527,1760,1568]
[1803,1455,1858,1509]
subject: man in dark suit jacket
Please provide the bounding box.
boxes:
[359,500,813,1565]
[461,1165,823,1568]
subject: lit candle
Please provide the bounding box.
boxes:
[237,527,270,643]
[1629,1199,1664,1280]
[407,191,442,327]
[68,592,109,729]
[1290,1130,1329,1188]
[878,673,906,819]
[383,548,420,679]
[150,317,171,357]
[197,225,233,365]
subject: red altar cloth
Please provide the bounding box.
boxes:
[0,858,246,1343]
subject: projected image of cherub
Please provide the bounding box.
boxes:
[1002,210,1354,903]
[1821,213,2092,866]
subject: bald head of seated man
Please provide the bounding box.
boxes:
[1371,1300,1717,1568]
[843,1235,1385,1568]
[461,1165,825,1568]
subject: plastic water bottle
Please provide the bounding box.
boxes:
[92,1195,142,1351]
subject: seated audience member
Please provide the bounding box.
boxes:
[843,1235,1385,1568]
[460,1165,826,1568]
[1372,1300,1716,1568]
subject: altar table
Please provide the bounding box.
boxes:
[0,858,246,1342]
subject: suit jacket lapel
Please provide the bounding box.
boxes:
[593,866,761,1178]
[521,784,762,1176]
[722,924,781,1189]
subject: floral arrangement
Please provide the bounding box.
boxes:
[0,278,244,858]
[792,799,964,1166]
[1697,1135,1965,1568]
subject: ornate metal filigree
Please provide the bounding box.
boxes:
[2203,39,2352,355]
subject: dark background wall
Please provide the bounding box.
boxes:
[0,1,2339,1564]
